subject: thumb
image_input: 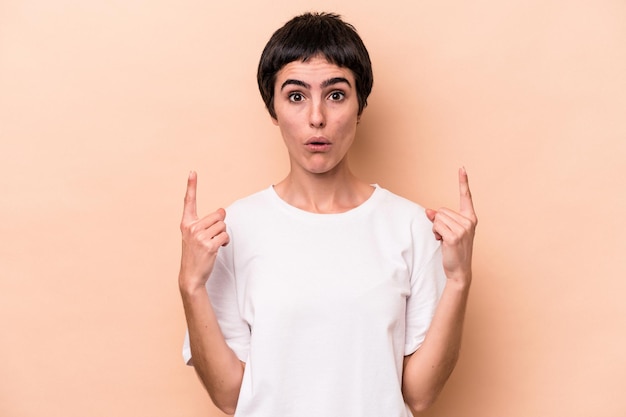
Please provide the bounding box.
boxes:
[425,208,436,222]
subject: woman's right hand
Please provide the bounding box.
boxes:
[178,171,230,294]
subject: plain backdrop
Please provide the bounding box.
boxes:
[1,1,625,416]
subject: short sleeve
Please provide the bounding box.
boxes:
[182,240,251,365]
[404,245,447,355]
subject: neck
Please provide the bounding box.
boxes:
[274,166,373,214]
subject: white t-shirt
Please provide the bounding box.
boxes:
[183,185,446,417]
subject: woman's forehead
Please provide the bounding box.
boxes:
[275,56,355,87]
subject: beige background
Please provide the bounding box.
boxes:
[1,1,625,416]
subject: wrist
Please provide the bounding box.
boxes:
[178,274,208,298]
[445,272,472,292]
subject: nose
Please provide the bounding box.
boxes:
[309,100,326,128]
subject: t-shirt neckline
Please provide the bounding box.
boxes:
[267,184,382,219]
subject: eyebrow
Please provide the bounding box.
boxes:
[280,77,352,91]
[322,77,351,88]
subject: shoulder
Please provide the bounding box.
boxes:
[226,186,276,226]
[225,187,274,214]
[375,186,425,215]
[373,186,434,233]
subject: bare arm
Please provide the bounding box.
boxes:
[402,167,477,412]
[179,171,244,415]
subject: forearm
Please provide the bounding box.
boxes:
[181,285,244,415]
[402,277,470,412]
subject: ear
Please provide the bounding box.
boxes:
[271,116,279,126]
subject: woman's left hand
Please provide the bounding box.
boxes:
[425,167,478,285]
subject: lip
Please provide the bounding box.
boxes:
[304,137,332,152]
[305,136,331,145]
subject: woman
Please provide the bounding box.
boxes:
[179,12,477,416]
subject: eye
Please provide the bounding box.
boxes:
[328,91,345,101]
[288,92,304,102]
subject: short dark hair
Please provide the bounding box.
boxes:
[257,12,373,118]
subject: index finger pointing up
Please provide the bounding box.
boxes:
[183,171,198,220]
[459,166,476,216]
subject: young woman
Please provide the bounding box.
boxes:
[179,12,477,417]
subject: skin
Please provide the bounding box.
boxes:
[270,55,374,212]
[178,56,478,414]
[179,172,243,415]
[402,167,477,413]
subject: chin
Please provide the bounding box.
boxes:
[308,164,341,176]
[298,156,346,176]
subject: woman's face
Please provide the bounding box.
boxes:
[272,56,360,177]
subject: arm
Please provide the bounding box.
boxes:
[402,167,477,413]
[179,171,244,415]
